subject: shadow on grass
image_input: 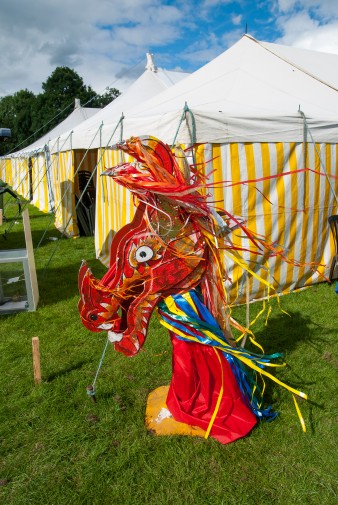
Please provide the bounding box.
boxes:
[44,359,90,382]
[36,264,89,306]
[253,308,333,353]
[247,310,329,432]
[0,225,64,251]
[2,212,52,222]
[0,261,98,312]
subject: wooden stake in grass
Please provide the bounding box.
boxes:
[32,336,41,384]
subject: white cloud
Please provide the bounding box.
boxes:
[1,0,338,99]
[276,15,338,54]
[274,1,338,54]
[231,14,243,26]
[277,0,338,18]
[0,0,186,96]
[201,0,233,6]
[179,32,224,65]
[221,28,245,47]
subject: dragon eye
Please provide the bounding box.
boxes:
[89,313,98,321]
[135,245,154,263]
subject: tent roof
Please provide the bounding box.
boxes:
[129,35,338,119]
[46,55,189,153]
[14,99,101,155]
[54,35,338,150]
[259,39,338,90]
[11,55,189,157]
[71,59,189,132]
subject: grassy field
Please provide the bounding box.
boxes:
[0,200,337,505]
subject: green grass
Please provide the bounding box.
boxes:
[0,200,337,505]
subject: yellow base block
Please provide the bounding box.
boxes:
[145,385,206,438]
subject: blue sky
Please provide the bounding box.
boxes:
[1,0,338,97]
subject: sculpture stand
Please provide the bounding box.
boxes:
[145,385,206,438]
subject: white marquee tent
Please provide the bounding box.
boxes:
[1,36,337,302]
[20,98,101,155]
[66,34,336,302]
[0,99,101,213]
[53,34,338,151]
[1,55,189,235]
[67,53,190,137]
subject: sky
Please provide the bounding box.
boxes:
[1,0,338,98]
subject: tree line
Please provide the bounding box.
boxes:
[0,67,120,155]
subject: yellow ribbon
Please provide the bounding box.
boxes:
[160,293,307,431]
[222,248,275,291]
[292,394,307,433]
[205,348,224,439]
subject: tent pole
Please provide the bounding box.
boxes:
[300,107,308,212]
[299,108,338,205]
[241,273,250,348]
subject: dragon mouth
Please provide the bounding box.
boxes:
[102,301,130,344]
[78,262,157,356]
[96,286,158,356]
[97,297,130,340]
[107,331,124,343]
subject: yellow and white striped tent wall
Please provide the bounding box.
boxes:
[0,159,3,183]
[95,147,135,265]
[30,154,50,213]
[199,142,337,303]
[8,157,30,200]
[51,148,99,237]
[0,154,49,213]
[52,151,79,237]
[0,158,12,186]
[1,147,99,237]
[94,141,337,303]
[0,158,12,184]
[0,158,4,181]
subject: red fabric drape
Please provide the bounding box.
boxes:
[166,335,257,444]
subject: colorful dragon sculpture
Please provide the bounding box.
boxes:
[78,136,306,444]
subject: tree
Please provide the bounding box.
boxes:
[91,87,120,108]
[0,90,37,155]
[35,66,99,135]
[0,67,121,155]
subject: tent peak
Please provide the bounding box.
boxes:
[74,98,81,109]
[145,53,157,73]
[242,33,257,43]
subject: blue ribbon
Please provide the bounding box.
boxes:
[158,289,281,420]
